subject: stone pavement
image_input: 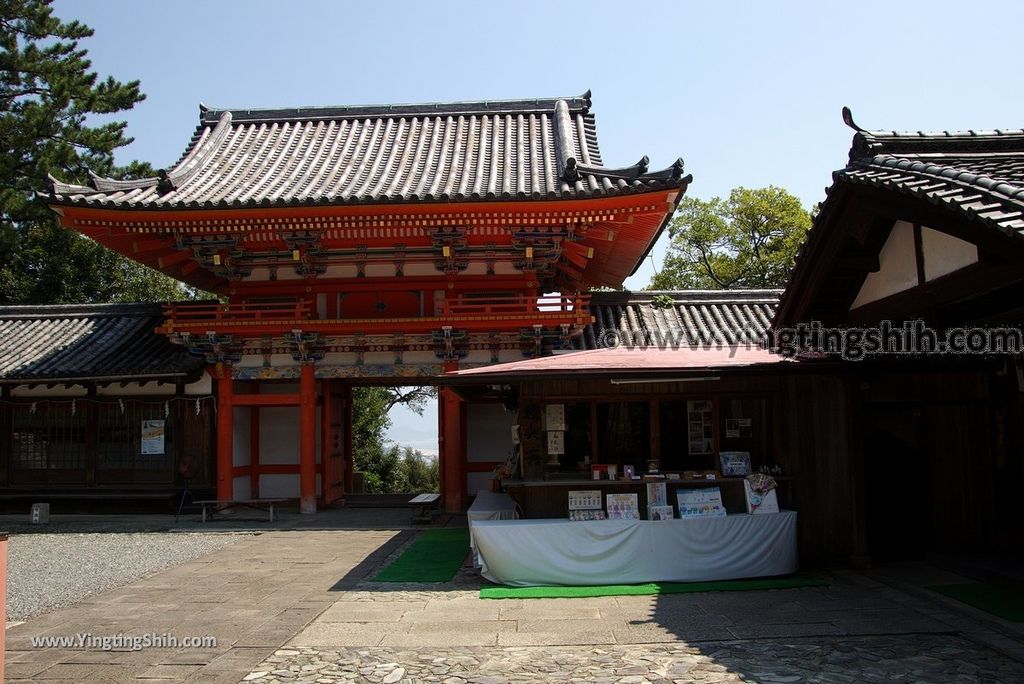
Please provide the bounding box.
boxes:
[5,527,413,683]
[7,514,1024,683]
[238,553,1024,683]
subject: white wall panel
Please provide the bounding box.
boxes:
[466,403,515,462]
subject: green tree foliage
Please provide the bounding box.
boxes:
[650,186,812,290]
[0,0,195,304]
[395,445,439,493]
[351,386,439,493]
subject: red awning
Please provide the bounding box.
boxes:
[448,345,790,378]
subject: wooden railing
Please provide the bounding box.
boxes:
[162,300,312,322]
[441,294,590,317]
[160,294,591,336]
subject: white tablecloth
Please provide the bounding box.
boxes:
[467,490,519,523]
[472,511,798,586]
[467,491,519,559]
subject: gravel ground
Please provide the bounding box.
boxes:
[6,532,249,621]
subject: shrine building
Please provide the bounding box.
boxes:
[42,92,691,514]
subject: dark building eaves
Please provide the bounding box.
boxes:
[0,303,205,385]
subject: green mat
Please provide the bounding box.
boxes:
[372,528,470,583]
[480,575,827,599]
[928,582,1024,622]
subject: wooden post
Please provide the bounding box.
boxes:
[299,363,317,514]
[85,383,97,487]
[0,385,9,487]
[215,364,234,502]
[320,378,331,504]
[249,384,260,500]
[440,360,465,512]
[0,532,7,682]
[341,383,354,493]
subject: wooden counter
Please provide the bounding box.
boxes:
[502,477,791,518]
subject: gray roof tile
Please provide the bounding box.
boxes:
[774,109,1024,324]
[0,304,205,383]
[837,108,1024,237]
[577,290,780,350]
[48,92,689,210]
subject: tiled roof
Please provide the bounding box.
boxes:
[48,91,690,209]
[0,304,205,383]
[577,290,780,350]
[774,108,1024,326]
[837,107,1024,235]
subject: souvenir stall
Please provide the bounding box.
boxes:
[446,344,802,586]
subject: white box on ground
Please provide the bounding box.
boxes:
[31,502,50,524]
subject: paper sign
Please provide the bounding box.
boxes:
[646,482,667,508]
[719,451,751,477]
[744,481,780,514]
[545,404,565,431]
[547,430,565,455]
[649,505,675,521]
[677,487,727,519]
[606,493,640,520]
[568,490,603,510]
[141,420,165,455]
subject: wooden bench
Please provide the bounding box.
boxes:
[193,499,287,523]
[408,493,441,524]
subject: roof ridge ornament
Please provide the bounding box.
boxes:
[554,99,580,182]
[580,89,592,111]
[842,106,867,133]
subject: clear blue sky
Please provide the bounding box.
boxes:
[55,0,1024,453]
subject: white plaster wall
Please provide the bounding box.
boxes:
[235,354,297,369]
[467,472,493,499]
[922,226,978,281]
[462,350,494,365]
[232,476,249,500]
[404,263,442,277]
[233,406,251,467]
[497,349,525,363]
[11,384,87,397]
[96,382,175,396]
[362,352,396,366]
[260,407,299,464]
[851,220,919,309]
[364,263,396,278]
[466,403,515,462]
[492,261,521,275]
[258,406,320,464]
[403,351,440,365]
[185,373,212,395]
[259,473,322,498]
[323,264,359,279]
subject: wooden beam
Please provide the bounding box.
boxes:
[157,249,193,269]
[848,262,1024,325]
[232,393,300,407]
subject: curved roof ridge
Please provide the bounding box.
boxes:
[843,106,1024,160]
[162,110,235,190]
[0,302,164,319]
[202,90,594,125]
